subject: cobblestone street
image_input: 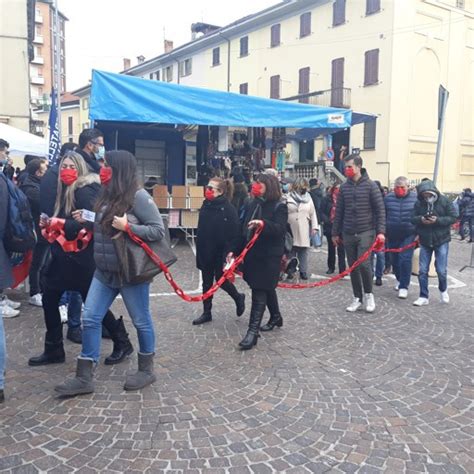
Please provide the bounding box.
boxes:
[0,239,473,473]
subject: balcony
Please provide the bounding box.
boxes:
[31,56,44,65]
[283,87,351,109]
[33,35,43,44]
[35,14,43,23]
[31,76,45,85]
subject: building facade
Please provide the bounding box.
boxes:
[74,0,473,191]
[0,0,35,131]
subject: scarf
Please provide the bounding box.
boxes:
[289,190,311,204]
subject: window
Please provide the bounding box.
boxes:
[36,25,42,36]
[149,73,153,80]
[333,0,346,26]
[298,67,310,103]
[82,98,89,110]
[363,120,377,149]
[68,116,73,135]
[35,46,42,56]
[239,83,248,95]
[456,0,465,8]
[366,0,381,15]
[37,67,43,77]
[240,36,249,57]
[155,70,160,81]
[270,24,281,47]
[364,49,379,86]
[180,58,192,77]
[270,75,280,99]
[300,12,311,38]
[212,47,220,66]
[165,65,173,82]
[38,87,43,95]
[331,58,345,107]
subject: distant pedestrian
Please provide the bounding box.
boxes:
[459,188,473,242]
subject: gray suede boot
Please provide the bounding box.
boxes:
[54,357,95,396]
[124,352,156,391]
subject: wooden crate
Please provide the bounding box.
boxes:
[188,186,204,209]
[171,185,187,197]
[171,185,189,208]
[167,210,180,228]
[181,210,199,228]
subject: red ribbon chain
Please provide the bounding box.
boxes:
[41,218,92,253]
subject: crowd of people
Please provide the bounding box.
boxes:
[0,130,463,402]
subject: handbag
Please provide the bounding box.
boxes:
[113,213,177,285]
[310,230,322,248]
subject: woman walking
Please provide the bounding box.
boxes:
[193,177,245,325]
[237,173,288,349]
[55,151,164,395]
[320,185,346,275]
[286,178,319,280]
[29,152,133,367]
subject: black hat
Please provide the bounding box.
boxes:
[233,173,245,184]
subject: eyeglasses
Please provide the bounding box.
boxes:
[90,140,103,146]
[206,185,218,191]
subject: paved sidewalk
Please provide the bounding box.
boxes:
[0,239,473,473]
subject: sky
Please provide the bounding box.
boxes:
[58,0,278,91]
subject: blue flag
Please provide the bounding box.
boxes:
[48,88,61,164]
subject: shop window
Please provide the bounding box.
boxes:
[271,24,281,47]
[363,120,377,149]
[298,67,310,103]
[212,47,220,66]
[333,0,346,26]
[366,0,381,15]
[240,36,249,57]
[364,49,379,86]
[300,12,311,38]
[270,75,280,99]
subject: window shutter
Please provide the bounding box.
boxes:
[364,49,379,85]
[240,36,248,56]
[363,120,377,149]
[333,0,346,26]
[366,0,381,15]
[271,24,281,47]
[298,67,310,103]
[270,75,280,99]
[300,12,311,37]
[212,47,220,66]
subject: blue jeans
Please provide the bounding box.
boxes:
[0,306,5,390]
[59,291,82,329]
[418,243,449,298]
[388,235,416,290]
[81,276,155,362]
[372,251,385,279]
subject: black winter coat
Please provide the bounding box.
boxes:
[196,196,240,270]
[240,198,288,290]
[461,192,474,217]
[319,195,333,237]
[20,174,43,240]
[384,191,417,240]
[44,177,100,288]
[40,165,59,216]
[332,174,386,237]
[411,180,456,248]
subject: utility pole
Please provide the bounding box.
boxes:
[433,85,449,187]
[54,0,62,137]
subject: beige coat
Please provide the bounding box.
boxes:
[287,194,318,248]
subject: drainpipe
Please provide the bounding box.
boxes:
[219,32,231,92]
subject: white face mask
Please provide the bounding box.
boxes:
[424,195,436,204]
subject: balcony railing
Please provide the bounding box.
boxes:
[35,14,43,23]
[33,35,43,44]
[283,87,351,109]
[31,76,45,85]
[31,56,44,65]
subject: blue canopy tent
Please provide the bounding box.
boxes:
[90,70,353,129]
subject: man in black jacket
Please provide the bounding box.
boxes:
[77,128,105,173]
[20,159,48,306]
[332,154,386,313]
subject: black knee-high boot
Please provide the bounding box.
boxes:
[261,289,283,331]
[239,292,266,350]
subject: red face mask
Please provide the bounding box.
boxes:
[344,167,355,179]
[60,168,78,186]
[251,182,265,198]
[394,186,406,198]
[205,188,215,201]
[99,166,113,186]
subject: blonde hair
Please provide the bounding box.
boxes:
[54,152,91,217]
[291,177,309,193]
[209,177,234,200]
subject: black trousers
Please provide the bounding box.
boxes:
[29,241,50,296]
[326,234,346,273]
[201,261,240,313]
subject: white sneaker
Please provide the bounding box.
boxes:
[0,295,21,309]
[440,291,450,304]
[394,281,400,291]
[346,297,362,312]
[59,305,68,323]
[413,297,429,306]
[0,303,20,318]
[398,289,408,299]
[365,293,376,313]
[29,294,43,307]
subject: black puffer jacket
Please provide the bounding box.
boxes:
[196,195,240,270]
[411,180,456,248]
[19,174,42,238]
[332,172,386,237]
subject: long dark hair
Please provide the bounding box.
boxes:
[95,150,139,235]
[256,173,281,202]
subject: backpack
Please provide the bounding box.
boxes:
[0,173,37,253]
